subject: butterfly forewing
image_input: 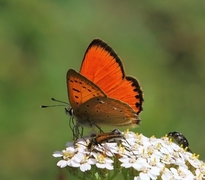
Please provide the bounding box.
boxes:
[79,39,143,113]
[67,69,106,110]
[77,96,140,127]
[80,39,125,86]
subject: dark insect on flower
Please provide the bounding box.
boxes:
[88,129,123,149]
[168,131,192,153]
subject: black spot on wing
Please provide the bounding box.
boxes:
[73,88,80,93]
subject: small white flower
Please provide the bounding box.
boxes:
[138,172,150,180]
[55,147,77,168]
[134,166,161,180]
[170,166,195,179]
[187,154,202,168]
[161,167,174,180]
[195,168,205,180]
[117,144,130,156]
[135,156,162,180]
[71,153,96,172]
[148,155,164,169]
[119,156,136,168]
[75,139,89,152]
[120,156,150,171]
[161,154,172,165]
[92,152,114,170]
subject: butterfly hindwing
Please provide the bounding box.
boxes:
[106,76,143,114]
[77,96,140,127]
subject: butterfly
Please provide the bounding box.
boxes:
[66,39,143,134]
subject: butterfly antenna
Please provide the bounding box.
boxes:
[51,98,69,105]
[41,98,69,108]
[41,104,66,108]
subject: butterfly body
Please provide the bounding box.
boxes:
[67,39,143,129]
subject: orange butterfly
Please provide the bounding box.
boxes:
[67,39,143,131]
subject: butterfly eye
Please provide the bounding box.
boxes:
[65,108,73,116]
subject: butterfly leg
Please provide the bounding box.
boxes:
[73,125,83,140]
[69,117,83,141]
[91,122,104,134]
[69,117,75,138]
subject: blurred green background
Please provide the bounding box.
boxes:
[1,0,205,179]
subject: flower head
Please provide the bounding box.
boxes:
[53,130,205,179]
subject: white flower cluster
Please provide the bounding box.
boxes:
[53,130,205,180]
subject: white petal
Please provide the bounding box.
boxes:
[80,163,91,172]
[88,158,97,165]
[139,172,150,180]
[96,163,106,169]
[57,160,68,168]
[106,163,114,170]
[53,151,63,157]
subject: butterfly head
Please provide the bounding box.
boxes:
[65,107,74,117]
